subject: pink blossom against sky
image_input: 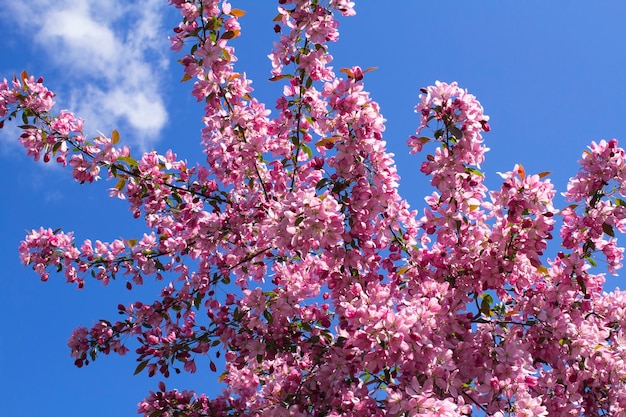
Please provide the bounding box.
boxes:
[2,1,626,416]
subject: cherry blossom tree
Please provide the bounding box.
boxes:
[3,1,626,416]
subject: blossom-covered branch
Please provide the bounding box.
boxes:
[4,1,626,416]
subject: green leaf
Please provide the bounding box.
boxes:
[301,143,313,159]
[479,294,493,316]
[154,258,165,271]
[263,309,274,324]
[315,178,329,190]
[52,140,63,153]
[117,156,138,168]
[114,178,125,191]
[335,336,347,348]
[448,124,463,140]
[465,166,484,178]
[233,307,244,321]
[193,293,202,310]
[134,359,150,375]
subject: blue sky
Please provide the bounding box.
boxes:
[2,1,626,416]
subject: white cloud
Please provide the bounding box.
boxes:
[5,0,171,149]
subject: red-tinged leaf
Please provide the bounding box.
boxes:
[180,73,192,82]
[518,164,525,180]
[419,136,431,144]
[316,136,338,149]
[20,70,28,84]
[577,275,588,293]
[362,66,378,74]
[134,359,149,375]
[273,13,283,22]
[339,67,354,78]
[603,222,615,237]
[221,30,240,40]
[538,171,551,178]
[230,8,246,17]
[111,129,120,145]
[210,361,217,372]
[269,74,291,82]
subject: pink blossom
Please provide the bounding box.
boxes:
[6,2,626,417]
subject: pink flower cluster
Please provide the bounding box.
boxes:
[0,71,129,183]
[6,1,626,417]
